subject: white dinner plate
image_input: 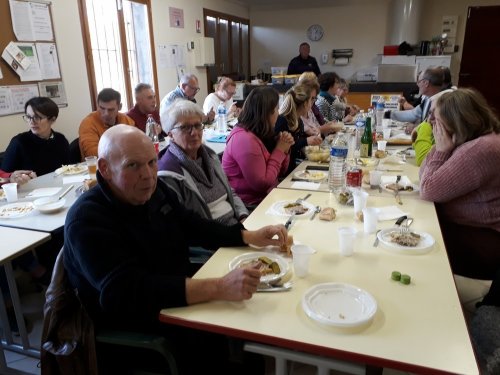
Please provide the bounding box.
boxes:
[268,200,315,218]
[0,202,35,218]
[293,170,327,181]
[302,283,377,327]
[381,175,419,195]
[229,252,289,283]
[33,197,66,214]
[377,228,435,254]
[55,164,87,175]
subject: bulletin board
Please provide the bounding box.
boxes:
[0,0,66,116]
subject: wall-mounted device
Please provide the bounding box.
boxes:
[332,49,353,66]
[321,53,329,64]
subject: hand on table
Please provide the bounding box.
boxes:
[242,224,288,248]
[10,170,36,185]
[307,135,322,146]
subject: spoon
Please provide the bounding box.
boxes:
[257,281,293,292]
[310,206,321,220]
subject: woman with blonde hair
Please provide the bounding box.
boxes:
[275,84,322,174]
[420,88,500,279]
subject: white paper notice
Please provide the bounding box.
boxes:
[5,41,32,70]
[17,43,42,81]
[9,85,40,113]
[9,0,35,41]
[0,87,13,116]
[38,81,67,106]
[30,2,53,41]
[36,43,60,79]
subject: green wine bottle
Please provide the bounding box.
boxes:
[360,117,372,158]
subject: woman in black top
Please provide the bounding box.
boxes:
[2,97,69,176]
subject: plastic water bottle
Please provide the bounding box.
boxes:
[376,97,385,134]
[217,102,227,133]
[328,132,348,191]
[146,114,159,153]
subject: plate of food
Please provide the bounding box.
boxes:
[293,170,327,181]
[268,200,315,218]
[0,202,35,218]
[55,164,88,176]
[0,189,5,201]
[302,283,377,327]
[229,252,289,283]
[377,228,435,254]
[381,176,419,194]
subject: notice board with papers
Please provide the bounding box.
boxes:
[0,0,67,116]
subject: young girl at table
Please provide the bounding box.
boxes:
[419,88,500,279]
[222,86,294,207]
[275,84,322,175]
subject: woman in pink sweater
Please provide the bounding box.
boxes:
[420,88,500,279]
[222,87,294,207]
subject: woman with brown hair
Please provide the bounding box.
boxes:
[420,88,500,279]
[222,86,294,206]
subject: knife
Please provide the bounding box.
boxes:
[394,215,407,226]
[284,213,295,230]
[394,175,403,205]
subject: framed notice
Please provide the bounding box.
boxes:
[169,7,184,28]
[38,80,67,107]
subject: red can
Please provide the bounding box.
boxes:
[346,167,362,187]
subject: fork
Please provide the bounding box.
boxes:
[399,218,413,233]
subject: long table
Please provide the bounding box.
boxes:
[159,187,478,374]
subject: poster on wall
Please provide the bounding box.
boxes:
[38,81,67,107]
[9,0,54,41]
[169,7,184,28]
[0,84,39,116]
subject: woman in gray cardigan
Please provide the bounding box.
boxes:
[158,100,248,225]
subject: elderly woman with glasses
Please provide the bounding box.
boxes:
[203,77,241,120]
[2,97,69,176]
[158,99,249,224]
[419,88,500,279]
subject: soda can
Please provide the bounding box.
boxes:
[346,167,362,188]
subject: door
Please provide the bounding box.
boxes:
[459,6,500,112]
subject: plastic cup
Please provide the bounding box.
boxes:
[369,170,383,189]
[2,183,18,202]
[362,208,378,234]
[382,118,392,128]
[352,190,369,219]
[291,244,314,278]
[377,140,387,151]
[338,227,356,256]
[383,128,391,139]
[85,156,98,179]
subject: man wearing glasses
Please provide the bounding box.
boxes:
[160,73,215,124]
[203,77,241,121]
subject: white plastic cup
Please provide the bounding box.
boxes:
[369,170,383,189]
[352,190,369,218]
[338,227,356,256]
[85,156,98,179]
[362,207,378,234]
[291,244,314,278]
[382,118,391,128]
[2,183,18,202]
[377,140,387,151]
[383,128,391,139]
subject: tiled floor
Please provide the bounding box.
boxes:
[3,273,491,375]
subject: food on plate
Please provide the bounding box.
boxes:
[296,170,326,180]
[304,145,330,162]
[374,150,387,159]
[389,231,421,247]
[400,274,411,285]
[238,256,281,275]
[58,164,87,175]
[0,204,34,217]
[83,178,97,191]
[0,189,5,200]
[319,207,336,221]
[336,190,353,205]
[280,234,294,255]
[385,183,414,192]
[283,202,309,215]
[356,210,364,222]
[391,271,401,281]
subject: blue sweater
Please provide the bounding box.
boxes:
[2,131,69,176]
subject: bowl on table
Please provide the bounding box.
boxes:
[304,146,330,163]
[33,197,66,214]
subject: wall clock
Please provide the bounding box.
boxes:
[307,24,324,41]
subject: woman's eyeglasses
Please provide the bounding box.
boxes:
[22,114,47,123]
[172,123,204,133]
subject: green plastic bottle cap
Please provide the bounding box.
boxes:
[400,274,411,285]
[391,271,401,281]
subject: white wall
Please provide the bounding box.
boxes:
[0,0,249,152]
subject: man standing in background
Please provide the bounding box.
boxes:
[287,42,321,76]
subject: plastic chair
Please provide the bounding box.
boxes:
[69,138,82,164]
[96,330,178,375]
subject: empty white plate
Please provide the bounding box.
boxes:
[302,283,377,327]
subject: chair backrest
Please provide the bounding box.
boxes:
[69,138,82,164]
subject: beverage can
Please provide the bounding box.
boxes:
[346,167,362,187]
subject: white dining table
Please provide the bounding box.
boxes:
[159,188,478,374]
[0,227,51,365]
